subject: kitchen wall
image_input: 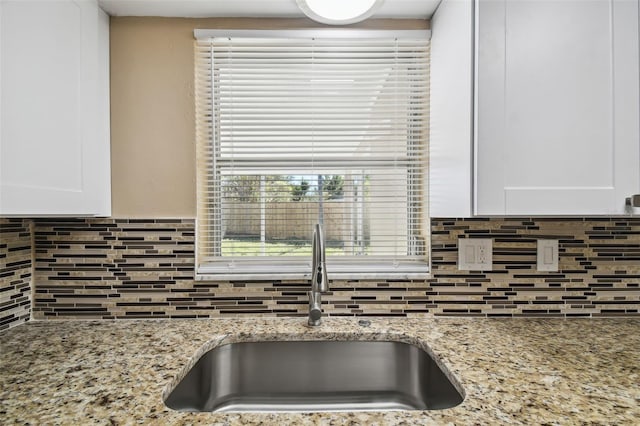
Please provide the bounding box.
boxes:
[109,17,429,218]
[32,217,639,319]
[60,16,633,319]
[0,219,32,330]
[4,17,638,325]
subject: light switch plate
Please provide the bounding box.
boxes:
[537,239,559,272]
[458,238,492,270]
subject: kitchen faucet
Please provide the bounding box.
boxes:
[308,223,329,326]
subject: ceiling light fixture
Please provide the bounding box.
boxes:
[296,0,385,25]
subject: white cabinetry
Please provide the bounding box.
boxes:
[429,0,474,217]
[475,0,640,215]
[0,0,111,216]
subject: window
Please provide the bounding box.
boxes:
[195,30,430,279]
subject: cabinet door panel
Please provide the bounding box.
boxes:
[476,0,640,215]
[0,0,110,216]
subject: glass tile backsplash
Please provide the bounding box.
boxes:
[2,216,638,327]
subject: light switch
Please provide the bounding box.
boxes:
[537,239,559,272]
[458,238,492,270]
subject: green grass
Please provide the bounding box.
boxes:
[221,239,362,257]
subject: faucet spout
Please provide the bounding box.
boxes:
[312,224,328,293]
[309,223,329,326]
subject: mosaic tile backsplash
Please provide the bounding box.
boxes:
[28,217,639,319]
[0,219,32,330]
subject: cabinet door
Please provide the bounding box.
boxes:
[475,0,640,215]
[0,0,110,216]
[429,0,474,217]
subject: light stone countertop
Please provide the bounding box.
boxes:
[1,317,639,425]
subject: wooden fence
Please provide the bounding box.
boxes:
[222,201,369,241]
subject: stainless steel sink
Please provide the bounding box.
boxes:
[164,340,464,412]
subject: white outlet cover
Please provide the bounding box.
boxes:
[537,239,559,272]
[458,238,493,271]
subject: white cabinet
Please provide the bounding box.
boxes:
[475,0,640,215]
[0,0,111,216]
[429,0,474,217]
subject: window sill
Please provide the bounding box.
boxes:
[195,261,430,281]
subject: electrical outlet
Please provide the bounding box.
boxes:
[477,243,488,264]
[458,238,493,270]
[537,239,559,272]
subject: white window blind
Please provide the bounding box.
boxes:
[195,31,430,279]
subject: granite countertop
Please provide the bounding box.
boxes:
[1,317,639,425]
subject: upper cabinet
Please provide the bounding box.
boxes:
[0,0,111,216]
[429,0,475,217]
[475,0,640,215]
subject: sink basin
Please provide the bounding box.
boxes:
[164,340,464,412]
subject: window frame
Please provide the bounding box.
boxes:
[194,29,432,281]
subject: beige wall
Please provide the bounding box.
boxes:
[109,17,429,218]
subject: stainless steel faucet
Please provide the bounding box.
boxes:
[308,223,329,326]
